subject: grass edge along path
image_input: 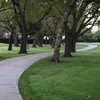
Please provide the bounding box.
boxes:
[18,43,100,100]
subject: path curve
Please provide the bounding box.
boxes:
[76,43,97,51]
[0,44,97,100]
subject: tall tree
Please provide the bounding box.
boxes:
[11,0,53,53]
[64,0,100,57]
[11,0,28,53]
[0,0,18,50]
[51,0,76,62]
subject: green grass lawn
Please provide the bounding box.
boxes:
[0,43,86,61]
[18,43,100,100]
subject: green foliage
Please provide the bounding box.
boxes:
[80,30,93,40]
[27,22,43,36]
[94,30,100,40]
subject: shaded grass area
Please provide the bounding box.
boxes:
[0,43,86,61]
[19,43,100,100]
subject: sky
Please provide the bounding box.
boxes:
[92,26,98,33]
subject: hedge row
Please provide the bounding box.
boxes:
[0,38,100,44]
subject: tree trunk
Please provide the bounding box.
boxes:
[13,33,19,47]
[71,41,76,52]
[32,38,37,48]
[49,36,53,46]
[64,34,72,57]
[70,38,77,52]
[51,29,62,62]
[8,32,13,51]
[38,37,43,47]
[19,32,27,54]
[32,35,37,48]
[38,34,43,47]
[45,36,48,45]
[19,14,28,53]
[52,35,56,48]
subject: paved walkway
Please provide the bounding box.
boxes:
[0,44,97,100]
[76,44,97,51]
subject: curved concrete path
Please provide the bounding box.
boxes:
[0,44,97,100]
[76,43,97,51]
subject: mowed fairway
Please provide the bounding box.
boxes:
[19,43,100,100]
[0,43,86,61]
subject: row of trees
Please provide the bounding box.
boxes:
[0,0,100,62]
[52,0,100,62]
[79,30,100,42]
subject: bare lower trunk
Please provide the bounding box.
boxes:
[70,35,77,52]
[64,43,72,57]
[64,35,72,57]
[45,36,48,45]
[38,39,43,47]
[32,38,37,48]
[19,33,27,54]
[8,33,13,51]
[13,33,19,47]
[71,40,76,52]
[49,36,53,46]
[38,36,43,47]
[51,29,62,62]
[52,36,56,48]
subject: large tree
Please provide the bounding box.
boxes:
[10,0,53,53]
[0,0,18,50]
[51,0,76,62]
[63,0,100,57]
